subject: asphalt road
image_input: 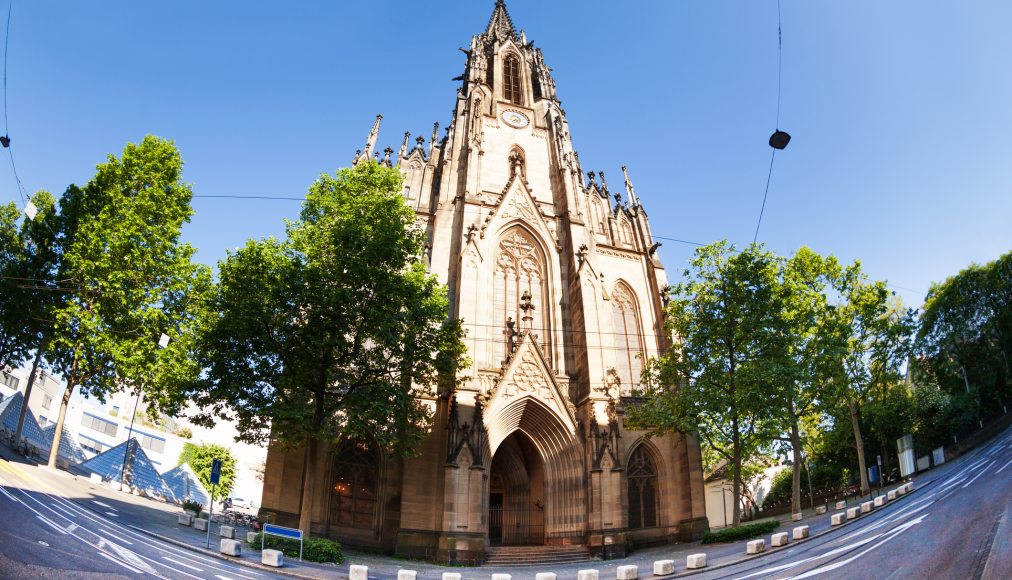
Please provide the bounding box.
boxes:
[0,457,284,580]
[694,426,1012,580]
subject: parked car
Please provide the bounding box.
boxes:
[230,496,252,510]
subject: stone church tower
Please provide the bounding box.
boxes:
[260,1,708,563]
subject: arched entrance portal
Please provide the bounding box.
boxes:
[488,431,545,545]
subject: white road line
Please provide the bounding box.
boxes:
[99,551,144,574]
[997,458,1012,474]
[788,515,927,579]
[840,501,933,541]
[36,514,68,534]
[962,460,997,489]
[106,511,119,517]
[66,523,79,533]
[92,500,115,509]
[215,576,238,580]
[96,527,133,544]
[162,556,204,572]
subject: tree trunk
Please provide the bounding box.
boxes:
[848,397,870,495]
[14,342,45,444]
[47,379,75,469]
[804,454,815,510]
[731,419,742,526]
[790,417,802,516]
[297,437,319,537]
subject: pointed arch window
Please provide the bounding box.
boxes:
[329,439,379,531]
[627,445,659,529]
[493,227,550,365]
[611,283,644,394]
[504,54,523,105]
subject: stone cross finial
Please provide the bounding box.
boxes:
[382,147,394,165]
[399,132,411,159]
[599,170,609,192]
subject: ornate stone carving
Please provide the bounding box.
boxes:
[503,347,552,400]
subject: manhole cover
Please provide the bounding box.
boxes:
[37,541,49,547]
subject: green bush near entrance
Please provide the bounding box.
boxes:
[700,520,780,544]
[247,532,343,564]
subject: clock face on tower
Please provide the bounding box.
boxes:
[501,110,530,129]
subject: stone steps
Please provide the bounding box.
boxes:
[483,546,593,567]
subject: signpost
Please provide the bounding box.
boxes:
[206,459,222,548]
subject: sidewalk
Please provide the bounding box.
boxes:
[0,443,931,579]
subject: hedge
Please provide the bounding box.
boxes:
[700,520,780,544]
[247,532,343,564]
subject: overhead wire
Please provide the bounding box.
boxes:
[752,0,784,244]
[1,0,27,207]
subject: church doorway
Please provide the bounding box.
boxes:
[488,431,545,546]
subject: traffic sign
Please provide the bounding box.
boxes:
[210,459,222,485]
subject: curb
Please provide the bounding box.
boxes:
[667,481,924,577]
[69,495,329,580]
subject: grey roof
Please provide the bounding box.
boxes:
[42,423,88,464]
[0,392,48,449]
[79,438,177,502]
[161,463,211,506]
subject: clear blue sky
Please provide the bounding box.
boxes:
[2,1,1010,309]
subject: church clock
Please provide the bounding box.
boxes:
[501,110,530,129]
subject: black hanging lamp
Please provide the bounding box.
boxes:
[769,130,791,150]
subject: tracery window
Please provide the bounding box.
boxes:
[330,439,378,530]
[504,54,523,105]
[493,228,550,365]
[627,445,659,529]
[611,283,644,393]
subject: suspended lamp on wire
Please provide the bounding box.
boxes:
[769,129,791,150]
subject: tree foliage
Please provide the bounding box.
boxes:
[628,241,787,526]
[189,161,468,533]
[177,441,237,501]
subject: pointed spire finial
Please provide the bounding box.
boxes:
[430,122,440,156]
[486,0,518,40]
[383,147,394,166]
[399,132,411,159]
[621,165,640,207]
[365,114,383,158]
[599,170,609,193]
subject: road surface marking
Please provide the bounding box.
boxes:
[216,576,238,580]
[787,515,927,579]
[66,523,78,533]
[99,539,160,575]
[162,556,204,572]
[840,501,933,541]
[106,511,118,517]
[99,551,145,574]
[36,514,68,534]
[996,458,1012,474]
[92,500,115,509]
[962,460,996,488]
[96,527,133,544]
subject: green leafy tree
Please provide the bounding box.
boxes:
[628,241,787,526]
[773,247,849,515]
[190,162,467,535]
[177,442,237,501]
[45,136,208,469]
[833,269,915,495]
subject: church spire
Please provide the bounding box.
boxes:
[622,165,640,207]
[486,0,518,40]
[364,114,382,158]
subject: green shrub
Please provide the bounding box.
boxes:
[700,520,780,544]
[181,499,203,514]
[248,532,342,564]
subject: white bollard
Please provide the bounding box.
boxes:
[907,481,915,492]
[771,532,789,547]
[887,490,897,501]
[874,495,886,507]
[177,513,192,526]
[831,512,846,526]
[535,574,557,580]
[577,570,600,580]
[442,574,462,580]
[793,525,810,540]
[246,531,257,544]
[219,538,241,556]
[847,507,860,519]
[861,501,874,514]
[349,565,368,580]
[653,559,675,575]
[747,539,766,554]
[791,513,803,522]
[397,571,418,580]
[686,553,707,569]
[193,518,208,531]
[897,485,907,496]
[262,549,284,567]
[616,565,638,580]
[219,525,236,539]
[815,506,827,515]
[491,575,511,580]
[835,500,846,510]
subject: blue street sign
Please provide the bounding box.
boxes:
[210,459,222,485]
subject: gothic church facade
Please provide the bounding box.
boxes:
[260,1,708,563]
